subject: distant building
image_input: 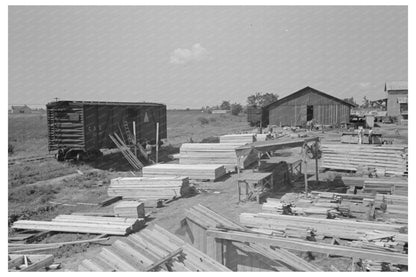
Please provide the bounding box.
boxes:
[264,86,355,126]
[385,81,408,121]
[11,105,32,114]
[211,109,230,114]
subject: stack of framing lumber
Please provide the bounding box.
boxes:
[264,193,381,221]
[374,194,408,223]
[185,204,322,272]
[108,176,190,200]
[8,254,54,272]
[321,144,408,175]
[113,201,145,218]
[219,134,255,144]
[179,143,257,170]
[342,176,408,195]
[239,213,408,244]
[78,224,230,272]
[142,164,226,181]
[12,215,144,235]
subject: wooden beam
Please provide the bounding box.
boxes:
[206,228,408,265]
[144,248,182,271]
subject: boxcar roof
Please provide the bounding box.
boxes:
[264,86,355,110]
[46,100,166,108]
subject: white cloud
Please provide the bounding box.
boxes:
[169,43,210,65]
[359,82,371,88]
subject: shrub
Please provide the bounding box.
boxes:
[197,117,209,125]
[231,103,243,116]
[8,144,14,155]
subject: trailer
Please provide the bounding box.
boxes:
[46,101,167,161]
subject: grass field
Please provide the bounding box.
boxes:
[7,110,251,223]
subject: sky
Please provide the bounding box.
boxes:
[9,6,408,109]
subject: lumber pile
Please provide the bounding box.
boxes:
[8,237,109,254]
[263,193,385,221]
[185,204,322,272]
[239,213,407,244]
[342,176,408,196]
[78,224,230,272]
[8,254,54,272]
[179,143,258,170]
[113,201,145,218]
[12,215,144,235]
[108,176,190,200]
[321,144,408,175]
[219,134,255,144]
[142,164,226,181]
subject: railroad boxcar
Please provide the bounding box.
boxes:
[46,101,167,160]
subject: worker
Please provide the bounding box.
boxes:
[357,126,364,144]
[368,127,374,144]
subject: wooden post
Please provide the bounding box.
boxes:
[304,158,308,198]
[237,157,241,203]
[155,122,159,163]
[133,121,137,158]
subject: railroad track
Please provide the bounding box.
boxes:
[8,154,55,165]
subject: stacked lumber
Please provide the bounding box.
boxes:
[78,224,230,272]
[264,193,379,221]
[142,164,226,181]
[179,143,257,169]
[12,215,144,235]
[374,194,408,224]
[8,254,54,272]
[113,201,145,218]
[108,176,190,200]
[321,144,408,175]
[342,176,408,195]
[8,237,109,254]
[185,204,322,272]
[239,213,408,245]
[219,134,255,144]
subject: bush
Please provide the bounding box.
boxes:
[231,103,243,116]
[197,117,209,125]
[8,144,14,155]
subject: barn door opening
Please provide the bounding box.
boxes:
[307,105,314,121]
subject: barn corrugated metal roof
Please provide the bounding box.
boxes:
[385,81,408,91]
[263,86,356,110]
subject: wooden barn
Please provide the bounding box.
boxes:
[264,86,354,127]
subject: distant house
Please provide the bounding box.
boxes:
[11,105,32,114]
[385,81,408,120]
[263,86,355,127]
[211,109,230,114]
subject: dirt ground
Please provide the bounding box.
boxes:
[7,112,408,272]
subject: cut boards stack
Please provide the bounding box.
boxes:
[179,143,257,170]
[321,143,408,175]
[142,164,226,181]
[12,215,143,235]
[108,177,190,200]
[114,201,145,218]
[78,224,230,272]
[219,134,255,144]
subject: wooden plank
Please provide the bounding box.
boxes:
[99,196,122,207]
[144,248,183,271]
[207,229,408,265]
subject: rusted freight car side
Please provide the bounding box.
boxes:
[47,101,167,161]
